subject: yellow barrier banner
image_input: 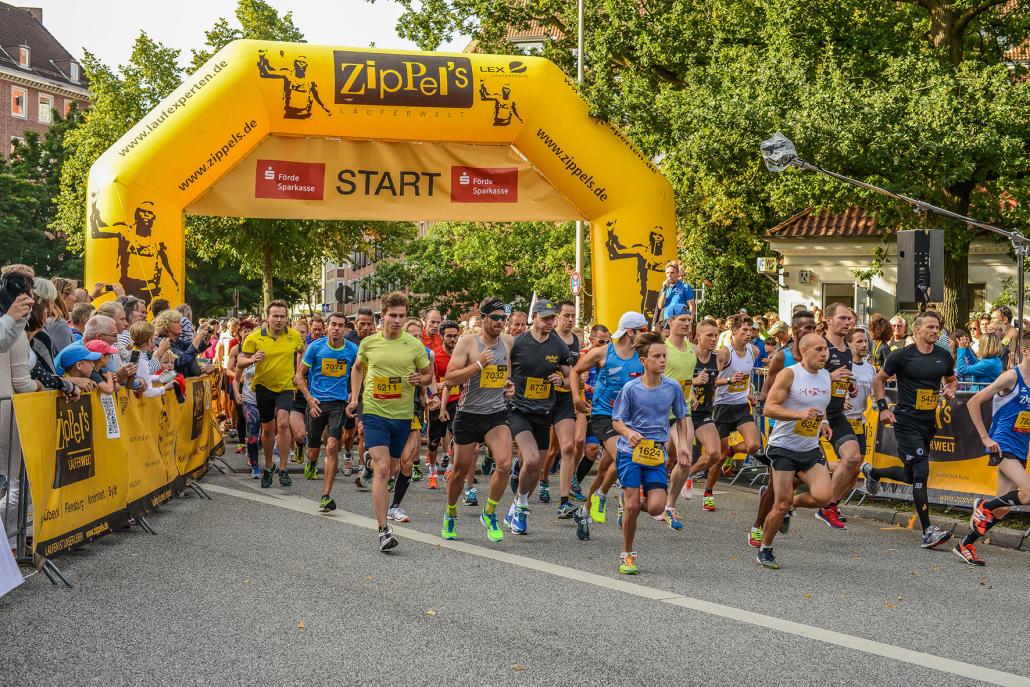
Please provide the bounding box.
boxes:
[12,378,218,558]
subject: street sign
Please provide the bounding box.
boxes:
[570,271,582,296]
[321,303,330,314]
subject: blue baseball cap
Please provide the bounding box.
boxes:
[55,344,101,375]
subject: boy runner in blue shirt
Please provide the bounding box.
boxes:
[611,332,692,575]
[296,312,359,513]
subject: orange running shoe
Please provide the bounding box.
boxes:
[427,473,439,489]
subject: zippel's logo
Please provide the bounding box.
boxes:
[54,395,95,488]
[334,52,473,107]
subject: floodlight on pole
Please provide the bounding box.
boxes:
[760,132,1029,359]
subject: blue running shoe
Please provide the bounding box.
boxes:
[573,509,590,540]
[571,476,586,502]
[538,481,551,504]
[505,505,528,534]
[556,501,579,519]
[510,457,521,494]
[462,486,478,506]
[250,464,261,479]
[663,508,684,531]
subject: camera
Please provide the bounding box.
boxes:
[0,272,33,313]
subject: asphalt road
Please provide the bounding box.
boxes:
[3,446,1029,687]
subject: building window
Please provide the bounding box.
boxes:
[18,46,29,67]
[38,94,53,123]
[63,99,72,117]
[69,62,80,82]
[11,86,27,118]
[968,283,987,313]
[822,282,856,311]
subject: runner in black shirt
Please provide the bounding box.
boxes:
[818,303,860,530]
[863,311,957,550]
[505,299,573,535]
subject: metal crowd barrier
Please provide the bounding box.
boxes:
[1,396,69,588]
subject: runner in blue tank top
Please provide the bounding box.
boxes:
[570,311,648,528]
[958,332,1030,565]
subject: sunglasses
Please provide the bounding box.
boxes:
[484,313,508,322]
[593,338,611,345]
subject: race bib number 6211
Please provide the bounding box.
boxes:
[372,376,403,400]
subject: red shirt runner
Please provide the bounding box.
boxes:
[433,345,461,404]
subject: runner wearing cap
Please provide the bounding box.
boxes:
[570,311,648,531]
[347,292,433,552]
[504,298,574,536]
[439,297,516,542]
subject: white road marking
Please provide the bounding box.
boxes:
[204,480,1030,687]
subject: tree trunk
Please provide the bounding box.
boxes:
[941,245,969,331]
[261,246,274,310]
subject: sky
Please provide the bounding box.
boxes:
[24,0,468,67]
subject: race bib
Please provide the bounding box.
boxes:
[849,418,864,435]
[794,415,823,437]
[372,376,403,400]
[321,358,347,377]
[525,377,552,400]
[480,364,507,389]
[411,416,422,431]
[831,379,850,398]
[631,439,665,466]
[727,377,748,393]
[450,385,461,397]
[1014,411,1030,433]
[694,388,707,406]
[680,380,692,402]
[914,388,939,411]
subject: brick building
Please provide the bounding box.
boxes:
[0,3,89,157]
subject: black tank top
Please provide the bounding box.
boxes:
[692,351,719,413]
[824,335,853,414]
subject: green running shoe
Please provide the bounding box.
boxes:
[480,510,504,542]
[618,552,638,575]
[441,513,457,540]
[589,493,607,524]
[318,496,336,513]
[304,460,318,480]
[412,462,424,482]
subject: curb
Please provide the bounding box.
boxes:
[725,484,1028,553]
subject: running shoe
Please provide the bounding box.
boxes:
[571,476,586,502]
[617,493,625,529]
[756,548,780,569]
[505,505,528,534]
[618,552,637,575]
[722,456,735,478]
[556,501,579,519]
[538,481,551,504]
[682,478,694,500]
[251,464,261,479]
[480,510,504,542]
[815,507,846,529]
[462,487,478,506]
[290,449,301,464]
[748,526,764,548]
[510,457,521,494]
[780,509,793,534]
[388,477,395,492]
[411,463,424,482]
[663,508,684,531]
[589,494,607,524]
[921,525,952,549]
[702,494,716,512]
[304,460,318,480]
[260,468,273,488]
[953,542,985,566]
[573,509,590,540]
[970,498,996,536]
[441,513,457,540]
[279,469,292,487]
[427,473,440,490]
[481,453,495,475]
[235,445,246,455]
[861,462,880,495]
[318,496,336,513]
[550,457,560,475]
[388,506,410,523]
[342,459,353,476]
[379,527,398,552]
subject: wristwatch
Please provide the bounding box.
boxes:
[875,398,889,412]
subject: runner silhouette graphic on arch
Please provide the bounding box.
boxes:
[257,49,331,119]
[90,194,179,301]
[479,81,522,126]
[604,219,664,314]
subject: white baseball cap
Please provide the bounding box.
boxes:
[613,311,649,340]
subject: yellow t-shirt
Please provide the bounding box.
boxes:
[358,332,431,420]
[241,327,304,393]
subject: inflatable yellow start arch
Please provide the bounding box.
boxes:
[86,40,676,326]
